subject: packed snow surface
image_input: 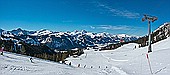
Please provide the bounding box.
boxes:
[1,37,170,75]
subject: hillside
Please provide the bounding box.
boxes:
[66,37,170,75]
[1,36,170,75]
[0,52,101,75]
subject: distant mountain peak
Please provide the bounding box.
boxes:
[81,30,87,33]
[0,28,4,31]
[117,34,131,38]
[16,28,22,31]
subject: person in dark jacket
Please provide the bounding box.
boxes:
[30,57,33,63]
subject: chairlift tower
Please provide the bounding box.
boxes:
[142,14,158,53]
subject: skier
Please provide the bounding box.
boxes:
[69,62,71,66]
[133,46,136,50]
[0,46,4,55]
[30,57,33,63]
[78,64,80,67]
[84,65,86,68]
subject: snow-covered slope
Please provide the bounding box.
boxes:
[1,37,170,75]
[0,52,107,75]
[66,37,170,75]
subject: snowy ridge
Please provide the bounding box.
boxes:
[0,29,138,50]
[154,22,170,32]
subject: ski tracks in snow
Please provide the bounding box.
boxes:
[101,53,129,75]
[101,54,128,62]
[111,66,128,75]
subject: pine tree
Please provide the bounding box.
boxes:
[21,45,26,54]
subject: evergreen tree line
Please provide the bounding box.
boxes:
[135,23,170,47]
[0,37,84,63]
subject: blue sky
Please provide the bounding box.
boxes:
[0,0,170,36]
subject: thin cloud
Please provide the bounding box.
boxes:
[90,26,95,29]
[98,25,132,30]
[96,2,140,19]
[91,25,134,30]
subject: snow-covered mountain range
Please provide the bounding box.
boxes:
[0,28,138,50]
[1,34,170,75]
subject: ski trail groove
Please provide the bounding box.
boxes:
[111,66,128,75]
[101,53,129,75]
